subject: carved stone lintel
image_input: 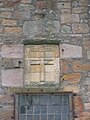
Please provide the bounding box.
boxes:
[1,0,21,7]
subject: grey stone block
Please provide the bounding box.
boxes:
[1,69,24,87]
[1,44,24,58]
[60,44,82,58]
[23,21,44,36]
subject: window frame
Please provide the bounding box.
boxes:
[14,92,74,120]
[23,40,61,86]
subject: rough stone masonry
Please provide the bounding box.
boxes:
[0,0,90,120]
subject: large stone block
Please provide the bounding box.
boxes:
[0,25,3,33]
[61,60,72,74]
[18,4,34,11]
[4,27,22,34]
[23,20,60,36]
[61,14,79,23]
[23,21,43,36]
[83,40,90,50]
[60,44,82,58]
[79,112,90,120]
[74,96,84,116]
[1,44,24,58]
[73,61,90,72]
[21,0,31,3]
[62,73,81,84]
[79,0,88,6]
[1,69,24,87]
[0,95,13,104]
[63,85,80,93]
[61,25,71,33]
[2,58,23,69]
[13,11,30,20]
[87,51,90,59]
[2,19,17,26]
[57,2,71,9]
[0,12,12,18]
[85,103,90,110]
[0,110,13,120]
[72,24,89,33]
[72,7,87,13]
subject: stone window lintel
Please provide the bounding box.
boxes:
[22,39,60,45]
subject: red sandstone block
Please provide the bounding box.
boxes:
[79,112,90,120]
[0,110,13,120]
[62,73,81,84]
[2,19,17,26]
[74,96,84,116]
[4,27,22,34]
[73,61,90,72]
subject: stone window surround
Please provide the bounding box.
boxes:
[23,40,61,86]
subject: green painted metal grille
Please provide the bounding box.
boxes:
[15,93,73,120]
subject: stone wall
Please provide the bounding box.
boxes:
[0,0,90,120]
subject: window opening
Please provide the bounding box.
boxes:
[15,93,73,120]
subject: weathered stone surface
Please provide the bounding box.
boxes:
[23,20,60,36]
[0,12,12,18]
[80,13,88,19]
[87,51,90,59]
[79,0,88,6]
[85,78,90,85]
[1,69,24,87]
[74,96,84,116]
[4,27,22,34]
[23,21,43,36]
[61,14,79,23]
[57,2,71,9]
[2,0,21,7]
[72,0,79,8]
[13,11,30,20]
[18,4,34,11]
[62,73,81,84]
[0,25,3,33]
[1,44,24,58]
[74,119,79,120]
[0,95,13,104]
[61,60,72,74]
[0,0,89,119]
[72,7,87,13]
[63,85,80,93]
[2,58,23,69]
[60,44,82,58]
[2,19,17,26]
[83,39,90,50]
[73,61,90,72]
[2,59,15,69]
[85,103,90,110]
[61,25,71,33]
[21,0,31,3]
[72,24,89,33]
[0,109,13,120]
[61,9,71,14]
[79,112,90,120]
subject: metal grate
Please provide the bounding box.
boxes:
[15,93,73,120]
